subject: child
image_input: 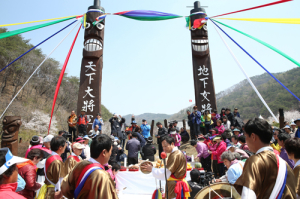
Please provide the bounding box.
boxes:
[169,128,181,147]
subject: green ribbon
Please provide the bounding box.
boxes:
[185,17,190,27]
[0,17,75,40]
[120,15,182,21]
[212,19,300,67]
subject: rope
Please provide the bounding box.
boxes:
[0,22,80,120]
[210,19,279,123]
[0,19,77,73]
[210,19,300,102]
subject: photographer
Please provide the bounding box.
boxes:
[191,106,202,138]
[109,114,125,137]
[140,119,151,139]
[59,131,71,162]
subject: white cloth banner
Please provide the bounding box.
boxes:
[116,170,191,197]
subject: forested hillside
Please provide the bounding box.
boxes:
[170,68,300,120]
[0,28,112,134]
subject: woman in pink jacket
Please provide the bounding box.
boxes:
[208,140,219,177]
[215,120,225,135]
[208,136,226,177]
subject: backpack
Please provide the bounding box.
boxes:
[244,150,254,157]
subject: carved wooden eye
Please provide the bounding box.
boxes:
[96,23,104,30]
[203,25,207,31]
[85,22,91,29]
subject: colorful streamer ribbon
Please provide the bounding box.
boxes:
[0,17,75,40]
[0,15,79,27]
[0,20,77,73]
[217,18,300,24]
[0,22,80,120]
[114,10,182,21]
[210,19,300,102]
[48,25,81,133]
[212,19,300,67]
[211,21,279,123]
[210,0,292,18]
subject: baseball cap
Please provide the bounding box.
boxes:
[75,137,84,143]
[0,148,28,175]
[83,135,91,140]
[73,143,85,149]
[283,125,291,129]
[43,135,54,143]
[213,136,221,141]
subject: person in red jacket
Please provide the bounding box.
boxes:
[208,136,226,176]
[17,149,43,199]
[0,148,28,199]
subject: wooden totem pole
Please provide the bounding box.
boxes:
[1,116,22,156]
[77,0,105,133]
[190,1,217,113]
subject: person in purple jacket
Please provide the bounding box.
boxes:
[278,133,295,169]
[191,106,202,138]
[190,139,211,172]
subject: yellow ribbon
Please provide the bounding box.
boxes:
[35,184,55,199]
[83,13,87,29]
[0,15,78,27]
[218,18,300,24]
[168,176,190,198]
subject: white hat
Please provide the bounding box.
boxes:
[291,122,296,126]
[43,135,54,143]
[114,141,118,146]
[0,148,28,175]
[73,143,85,149]
[83,135,91,140]
[170,130,176,135]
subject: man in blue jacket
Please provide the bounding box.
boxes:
[191,106,202,138]
[140,119,151,139]
[294,119,300,138]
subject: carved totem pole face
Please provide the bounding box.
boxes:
[83,10,105,58]
[190,13,209,57]
[77,8,105,134]
[1,116,22,156]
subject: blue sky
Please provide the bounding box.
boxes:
[0,0,299,116]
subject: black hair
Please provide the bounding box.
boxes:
[221,133,227,141]
[190,140,197,146]
[91,134,112,159]
[190,169,200,183]
[27,149,44,161]
[97,113,101,116]
[225,108,231,112]
[285,138,300,159]
[161,136,175,145]
[244,118,272,144]
[231,135,239,141]
[50,136,66,152]
[30,136,40,146]
[132,132,138,138]
[222,116,228,121]
[156,122,162,126]
[58,131,65,136]
[181,135,189,143]
[0,151,17,183]
[238,135,246,143]
[112,163,121,172]
[278,133,291,142]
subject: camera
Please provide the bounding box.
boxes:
[62,131,72,139]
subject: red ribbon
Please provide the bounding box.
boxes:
[210,0,292,18]
[174,181,189,199]
[193,18,206,29]
[48,26,81,134]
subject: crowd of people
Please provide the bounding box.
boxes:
[1,106,300,199]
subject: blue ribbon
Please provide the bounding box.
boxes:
[0,20,77,73]
[74,167,103,199]
[210,19,300,102]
